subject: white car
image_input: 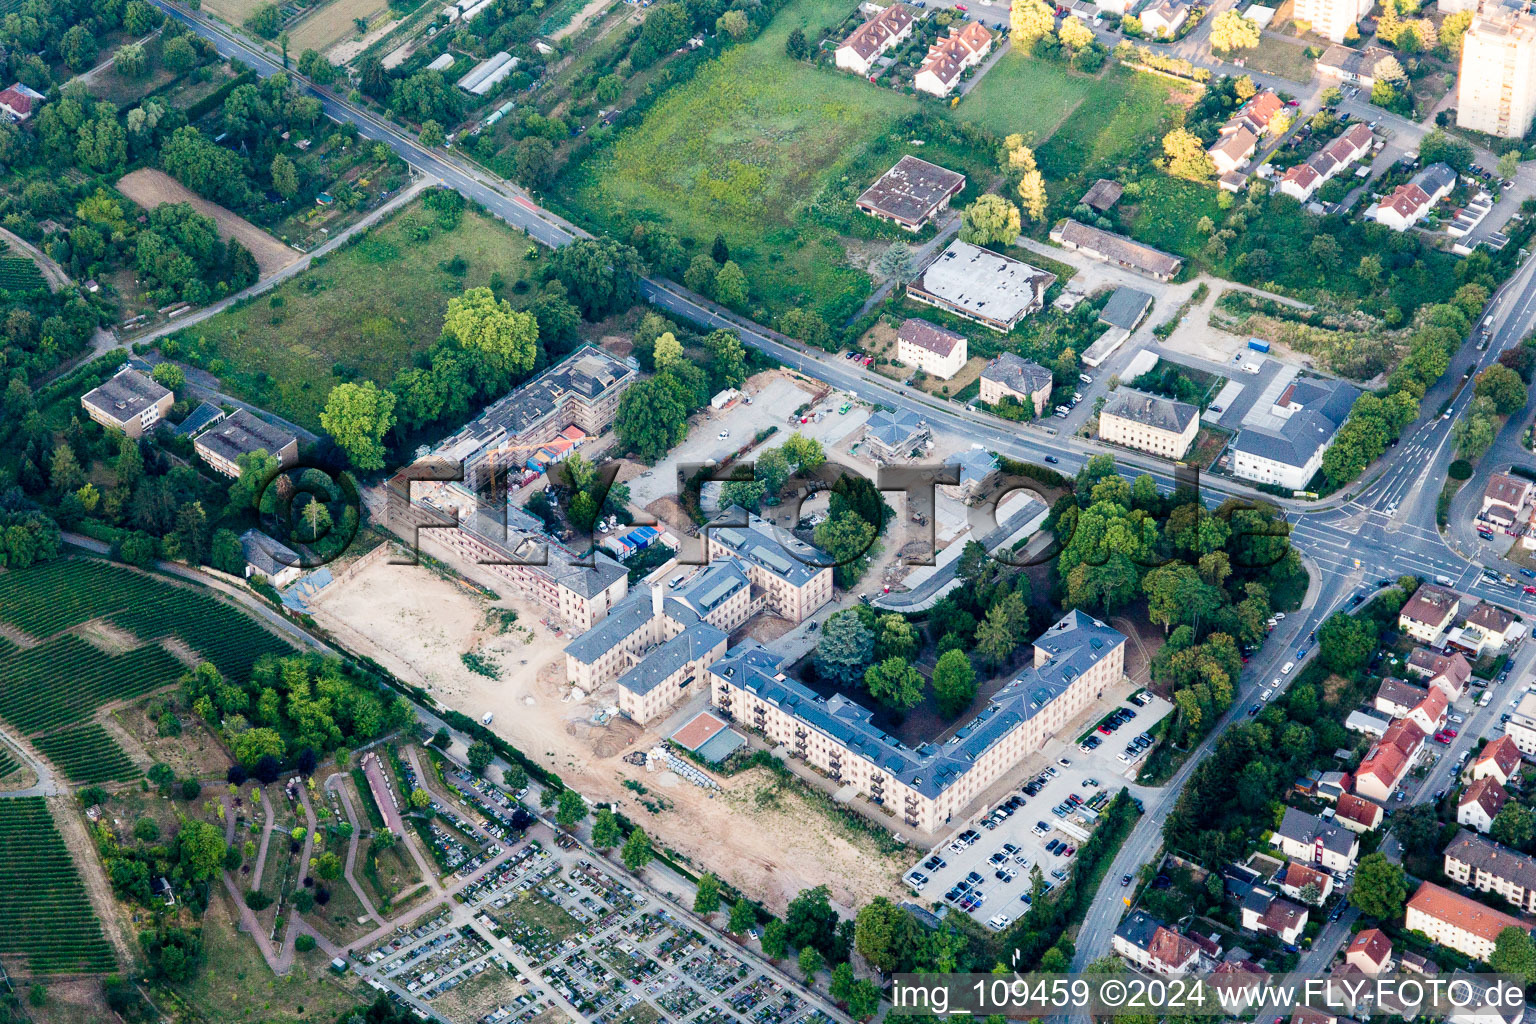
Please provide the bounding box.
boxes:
[1448,712,1465,724]
[718,430,730,439]
[1079,373,1094,385]
[988,913,1012,930]
[1281,661,1294,674]
[1261,689,1273,701]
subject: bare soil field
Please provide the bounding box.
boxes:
[108,698,231,780]
[26,978,116,1024]
[553,0,617,39]
[308,558,906,912]
[287,0,390,54]
[116,169,298,277]
[201,0,273,26]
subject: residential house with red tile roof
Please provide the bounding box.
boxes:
[913,21,992,96]
[1458,777,1509,834]
[1279,861,1334,903]
[835,4,915,75]
[1398,584,1461,644]
[1406,647,1472,699]
[1471,735,1523,786]
[1333,792,1384,833]
[1347,928,1393,974]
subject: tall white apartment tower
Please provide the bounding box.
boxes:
[1458,1,1536,138]
[1291,0,1374,42]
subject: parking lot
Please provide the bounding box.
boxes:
[627,375,869,510]
[904,690,1172,929]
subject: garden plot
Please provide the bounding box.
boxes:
[116,169,298,276]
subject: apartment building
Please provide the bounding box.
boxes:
[80,367,173,439]
[194,408,299,477]
[895,318,967,380]
[979,352,1054,416]
[835,3,915,75]
[1457,0,1536,138]
[703,510,834,622]
[1230,376,1360,492]
[1098,388,1199,459]
[1406,646,1472,699]
[708,611,1126,832]
[1405,880,1532,961]
[1355,718,1425,801]
[1444,831,1536,914]
[1505,692,1536,756]
[431,345,635,490]
[1292,0,1376,42]
[385,479,629,632]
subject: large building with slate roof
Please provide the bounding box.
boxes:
[562,516,831,722]
[1099,387,1199,459]
[861,408,930,462]
[703,510,835,623]
[709,611,1126,832]
[980,352,1054,416]
[1231,377,1359,491]
[385,478,630,632]
[431,345,636,488]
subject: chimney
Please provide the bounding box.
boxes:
[652,583,664,619]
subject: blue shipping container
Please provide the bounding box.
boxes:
[1247,338,1271,353]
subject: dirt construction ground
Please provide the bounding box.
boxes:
[286,0,390,55]
[116,169,299,277]
[307,557,907,912]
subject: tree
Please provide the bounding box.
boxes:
[1476,363,1528,414]
[1498,150,1522,180]
[975,602,1020,669]
[443,287,539,379]
[932,649,977,718]
[1349,852,1408,919]
[61,25,99,72]
[1420,128,1474,172]
[960,194,1021,246]
[1267,109,1293,137]
[814,511,880,588]
[556,788,588,827]
[621,827,653,871]
[685,253,719,296]
[786,28,812,59]
[467,740,494,774]
[729,897,756,934]
[513,136,556,188]
[1210,8,1261,50]
[616,377,689,460]
[1440,8,1473,53]
[705,329,748,389]
[314,851,342,880]
[321,382,396,471]
[782,433,826,471]
[715,261,748,307]
[115,43,149,78]
[815,611,875,685]
[1318,613,1375,674]
[175,818,227,882]
[1163,128,1216,181]
[1017,169,1048,222]
[762,919,789,959]
[543,238,642,319]
[1010,0,1055,47]
[785,885,837,954]
[1493,927,1536,983]
[863,657,924,710]
[854,897,919,973]
[271,153,300,200]
[151,363,186,393]
[1058,16,1095,53]
[1492,802,1536,850]
[419,120,444,147]
[876,241,915,282]
[592,808,622,849]
[718,9,750,36]
[653,331,685,370]
[694,872,722,914]
[798,946,822,983]
[409,788,431,809]
[847,980,881,1019]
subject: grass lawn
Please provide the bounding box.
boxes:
[171,196,538,432]
[1036,65,1189,183]
[175,890,362,1023]
[948,51,1098,140]
[1245,34,1317,83]
[1122,174,1223,256]
[560,0,913,323]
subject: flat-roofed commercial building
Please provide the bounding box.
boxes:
[81,367,173,438]
[907,241,1055,332]
[856,155,965,231]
